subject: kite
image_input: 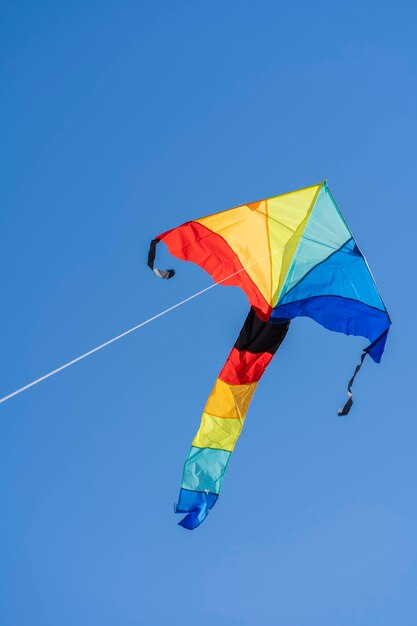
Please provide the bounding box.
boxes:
[148,181,391,529]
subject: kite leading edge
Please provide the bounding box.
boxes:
[148,181,391,529]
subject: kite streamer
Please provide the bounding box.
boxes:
[177,309,289,529]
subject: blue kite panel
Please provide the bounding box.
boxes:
[279,239,385,312]
[271,295,390,362]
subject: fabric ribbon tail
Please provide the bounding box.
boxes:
[147,238,175,280]
[337,351,367,416]
[338,328,390,416]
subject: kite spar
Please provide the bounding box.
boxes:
[149,181,391,529]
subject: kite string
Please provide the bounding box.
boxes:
[0,248,281,405]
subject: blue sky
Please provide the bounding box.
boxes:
[1,1,416,624]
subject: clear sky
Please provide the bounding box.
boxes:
[1,1,416,624]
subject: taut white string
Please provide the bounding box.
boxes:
[0,248,280,405]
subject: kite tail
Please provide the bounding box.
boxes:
[175,309,290,529]
[338,328,390,416]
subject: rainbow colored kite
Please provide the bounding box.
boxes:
[148,181,391,529]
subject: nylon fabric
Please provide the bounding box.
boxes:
[219,348,274,384]
[193,412,245,451]
[175,309,290,528]
[272,295,390,362]
[268,184,321,304]
[149,181,391,529]
[181,446,231,494]
[159,221,271,319]
[279,239,385,311]
[204,378,257,419]
[176,489,218,529]
[278,185,351,302]
[196,201,272,304]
